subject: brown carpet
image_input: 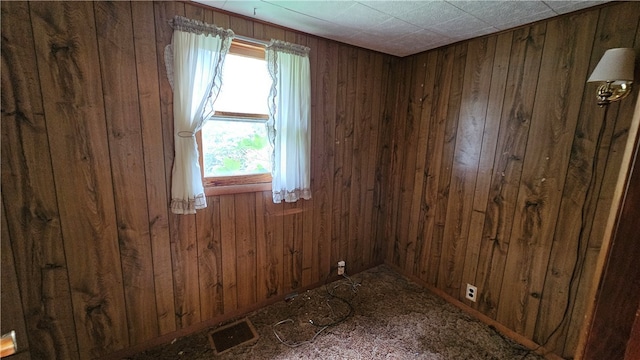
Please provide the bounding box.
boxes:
[127,265,544,359]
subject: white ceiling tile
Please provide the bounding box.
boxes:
[194,0,610,57]
[217,1,277,19]
[394,1,469,27]
[493,10,557,30]
[276,15,347,38]
[215,0,345,40]
[544,1,609,15]
[360,18,423,37]
[359,1,434,17]
[348,37,398,55]
[446,26,499,41]
[423,13,492,36]
[450,1,553,26]
[315,26,362,43]
[264,1,356,22]
[331,2,394,28]
[395,28,453,47]
[384,28,453,56]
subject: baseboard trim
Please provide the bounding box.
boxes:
[384,262,564,360]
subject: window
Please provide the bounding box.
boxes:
[199,39,273,193]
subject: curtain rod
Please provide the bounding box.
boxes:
[234,35,270,47]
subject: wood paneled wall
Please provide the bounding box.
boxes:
[1,1,391,358]
[381,2,640,358]
[3,1,639,360]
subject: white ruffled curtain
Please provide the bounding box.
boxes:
[266,40,312,203]
[165,16,234,214]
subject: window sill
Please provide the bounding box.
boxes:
[203,174,271,196]
[204,182,271,196]
[204,174,271,196]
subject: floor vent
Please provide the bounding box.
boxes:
[208,318,258,355]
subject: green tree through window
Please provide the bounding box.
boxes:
[201,41,272,180]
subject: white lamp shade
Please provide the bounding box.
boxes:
[588,48,635,83]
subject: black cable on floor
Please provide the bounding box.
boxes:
[272,267,360,347]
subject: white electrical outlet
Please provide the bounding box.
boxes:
[337,260,345,275]
[466,284,477,302]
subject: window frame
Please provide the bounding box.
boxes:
[199,38,272,196]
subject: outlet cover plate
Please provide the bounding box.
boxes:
[466,284,477,302]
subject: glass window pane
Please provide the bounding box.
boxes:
[202,120,272,177]
[214,54,271,115]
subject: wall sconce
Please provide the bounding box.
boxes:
[587,48,635,107]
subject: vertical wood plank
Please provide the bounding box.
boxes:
[253,22,285,42]
[255,191,284,300]
[255,192,269,300]
[220,194,238,311]
[380,59,407,263]
[312,39,336,282]
[461,32,512,304]
[347,48,371,272]
[212,9,230,29]
[1,204,31,360]
[365,50,382,247]
[384,59,411,265]
[1,2,79,358]
[341,46,357,268]
[131,0,176,336]
[285,29,297,43]
[410,51,436,277]
[282,201,295,291]
[283,201,304,290]
[332,43,347,273]
[301,199,314,287]
[396,55,423,272]
[196,196,224,320]
[415,47,451,282]
[366,52,389,266]
[94,1,158,345]
[30,2,130,357]
[229,15,253,37]
[373,58,400,261]
[428,43,467,285]
[474,23,546,318]
[347,46,364,272]
[393,58,418,267]
[170,213,200,328]
[203,4,214,24]
[438,36,496,298]
[496,11,599,338]
[235,193,258,307]
[406,51,436,276]
[184,2,203,20]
